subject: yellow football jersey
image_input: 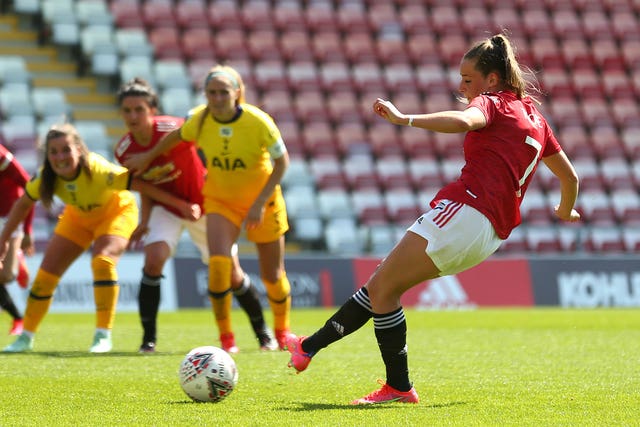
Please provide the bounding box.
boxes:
[181,104,283,210]
[26,152,132,215]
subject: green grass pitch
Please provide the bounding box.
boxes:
[1,308,639,426]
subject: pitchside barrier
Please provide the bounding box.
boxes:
[8,253,640,312]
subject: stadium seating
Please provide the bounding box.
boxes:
[6,0,640,254]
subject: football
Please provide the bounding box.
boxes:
[178,346,239,403]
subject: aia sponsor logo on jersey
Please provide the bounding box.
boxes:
[210,157,246,171]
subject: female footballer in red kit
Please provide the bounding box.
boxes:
[285,33,580,405]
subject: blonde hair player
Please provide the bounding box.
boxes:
[285,33,580,405]
[115,77,278,352]
[124,64,292,353]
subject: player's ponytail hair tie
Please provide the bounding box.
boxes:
[204,70,240,89]
[491,34,505,48]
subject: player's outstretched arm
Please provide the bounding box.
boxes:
[543,151,580,222]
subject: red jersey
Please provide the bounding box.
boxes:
[114,116,205,219]
[0,144,34,234]
[432,91,562,239]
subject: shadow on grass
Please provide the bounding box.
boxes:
[0,351,184,358]
[278,401,469,411]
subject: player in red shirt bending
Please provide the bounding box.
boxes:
[285,33,581,405]
[0,144,34,335]
[115,78,277,353]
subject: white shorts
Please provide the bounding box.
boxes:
[407,200,503,276]
[144,205,210,263]
[144,206,238,264]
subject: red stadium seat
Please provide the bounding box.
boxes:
[390,91,423,115]
[182,27,216,62]
[433,132,463,159]
[399,126,436,158]
[280,31,314,63]
[272,2,306,31]
[293,89,327,123]
[599,157,635,192]
[622,228,640,252]
[110,1,144,29]
[610,189,640,225]
[610,12,640,42]
[622,125,640,160]
[343,32,378,64]
[384,189,420,226]
[552,9,583,40]
[562,38,594,70]
[141,0,177,30]
[408,156,442,189]
[336,4,371,34]
[414,63,448,95]
[335,122,368,157]
[240,1,273,31]
[461,7,492,38]
[376,37,411,66]
[310,157,346,190]
[573,158,606,192]
[610,97,639,129]
[287,61,320,93]
[590,125,627,162]
[541,68,575,98]
[367,3,399,34]
[343,154,380,191]
[326,91,361,125]
[429,5,459,36]
[303,2,338,33]
[571,69,604,100]
[207,0,240,30]
[383,63,416,93]
[351,188,389,226]
[621,39,640,71]
[581,10,613,41]
[522,9,554,38]
[312,32,346,64]
[149,27,183,60]
[530,36,565,71]
[440,157,465,183]
[398,4,431,36]
[277,119,302,157]
[578,189,617,225]
[490,8,522,34]
[376,156,413,192]
[367,123,404,158]
[555,124,596,162]
[260,89,295,123]
[175,0,209,29]
[498,227,529,254]
[580,98,612,128]
[247,30,282,62]
[302,120,339,159]
[252,59,288,91]
[318,61,352,92]
[521,188,554,225]
[525,226,563,253]
[437,33,468,67]
[601,69,631,99]
[583,227,625,252]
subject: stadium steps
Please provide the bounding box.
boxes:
[0,13,124,139]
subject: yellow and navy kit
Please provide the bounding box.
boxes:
[26,152,133,216]
[181,103,283,210]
